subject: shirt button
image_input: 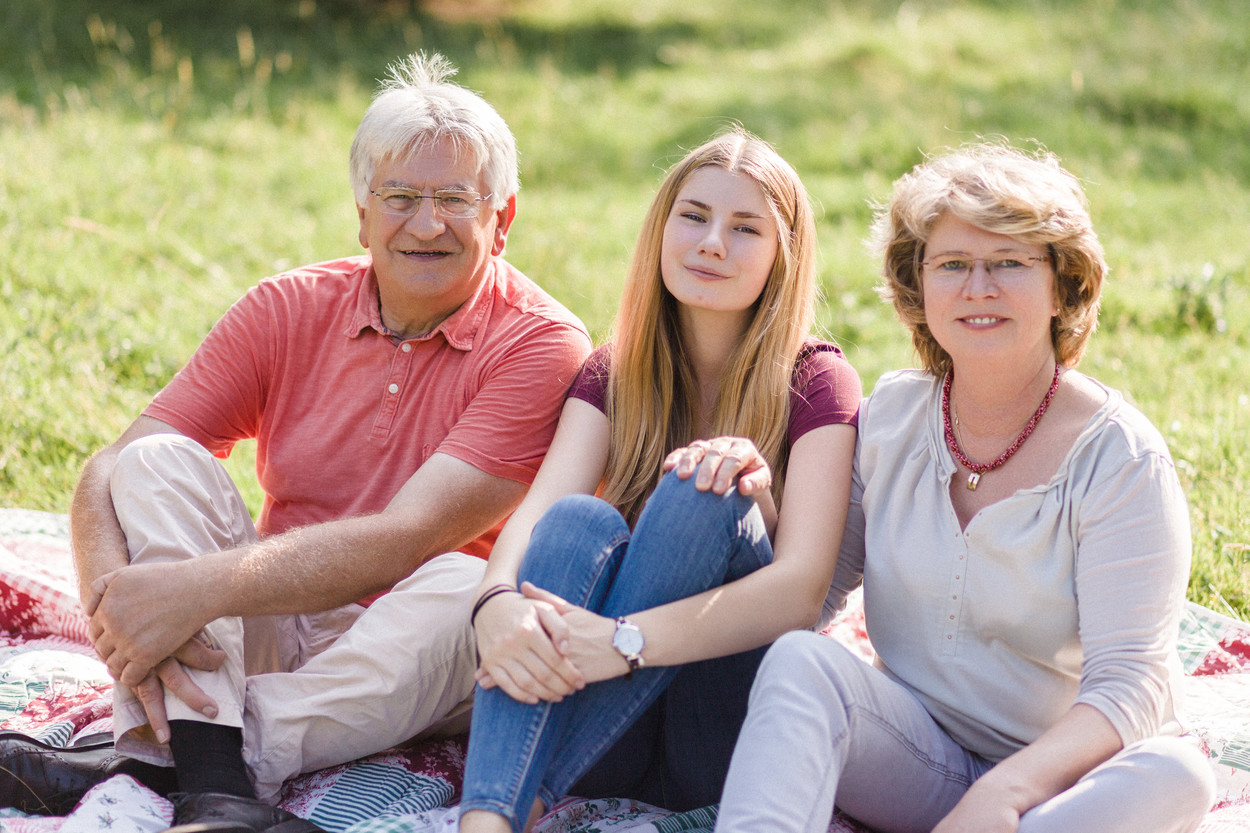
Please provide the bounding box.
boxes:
[947,634,953,640]
[388,383,399,394]
[401,343,412,353]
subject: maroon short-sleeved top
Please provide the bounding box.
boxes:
[568,338,861,443]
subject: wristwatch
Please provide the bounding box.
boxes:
[611,616,646,679]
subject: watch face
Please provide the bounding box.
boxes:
[613,623,644,656]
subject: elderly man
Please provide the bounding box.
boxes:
[3,53,590,832]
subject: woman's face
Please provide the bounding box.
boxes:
[660,166,780,324]
[921,213,1058,370]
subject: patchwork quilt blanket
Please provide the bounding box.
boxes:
[1,508,1247,832]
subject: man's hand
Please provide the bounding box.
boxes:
[85,563,211,688]
[133,639,227,743]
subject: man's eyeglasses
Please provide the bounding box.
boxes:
[369,187,493,219]
[921,255,1051,281]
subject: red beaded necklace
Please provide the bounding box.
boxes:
[941,362,1061,491]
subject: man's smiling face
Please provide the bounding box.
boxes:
[357,136,513,337]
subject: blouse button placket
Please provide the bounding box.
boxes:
[942,532,969,655]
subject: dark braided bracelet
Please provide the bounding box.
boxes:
[470,583,519,628]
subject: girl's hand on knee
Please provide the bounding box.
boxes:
[521,583,573,654]
[474,590,584,704]
[664,440,711,481]
[565,608,634,684]
[664,437,772,496]
[663,437,778,536]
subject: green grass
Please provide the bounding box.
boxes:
[1,0,1246,618]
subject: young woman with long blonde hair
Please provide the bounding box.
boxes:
[457,129,862,833]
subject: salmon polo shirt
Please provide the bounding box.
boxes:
[144,254,591,588]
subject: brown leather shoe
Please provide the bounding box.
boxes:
[0,731,177,814]
[165,791,327,832]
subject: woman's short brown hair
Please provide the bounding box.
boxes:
[870,142,1107,376]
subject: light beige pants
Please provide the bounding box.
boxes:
[108,433,483,802]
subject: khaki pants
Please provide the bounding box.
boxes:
[108,434,483,802]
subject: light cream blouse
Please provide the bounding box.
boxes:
[822,369,1190,762]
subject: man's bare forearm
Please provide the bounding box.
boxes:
[198,512,436,619]
[200,456,527,618]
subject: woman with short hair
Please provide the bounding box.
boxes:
[714,142,1215,833]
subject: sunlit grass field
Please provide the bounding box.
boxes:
[1,0,1246,617]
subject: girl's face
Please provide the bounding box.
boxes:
[660,166,780,323]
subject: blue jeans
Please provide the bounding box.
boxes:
[460,472,774,832]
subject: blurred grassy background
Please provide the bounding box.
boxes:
[1,0,1246,616]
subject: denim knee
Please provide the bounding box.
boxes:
[641,470,756,528]
[519,494,630,608]
[528,494,629,552]
[545,492,619,522]
[632,472,770,584]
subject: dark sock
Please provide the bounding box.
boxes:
[167,720,256,798]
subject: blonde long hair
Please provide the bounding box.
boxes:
[602,129,817,524]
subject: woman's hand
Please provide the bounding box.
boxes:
[663,437,777,536]
[931,781,1021,833]
[521,583,633,684]
[473,589,585,704]
[931,704,1120,833]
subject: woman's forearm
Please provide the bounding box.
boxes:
[941,704,1122,828]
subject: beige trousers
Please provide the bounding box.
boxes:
[108,434,483,802]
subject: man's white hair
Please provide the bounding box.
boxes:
[348,52,518,210]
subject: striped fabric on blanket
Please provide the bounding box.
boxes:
[303,763,456,830]
[654,806,718,833]
[338,806,460,833]
[0,635,112,747]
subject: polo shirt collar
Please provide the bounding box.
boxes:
[345,259,497,351]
